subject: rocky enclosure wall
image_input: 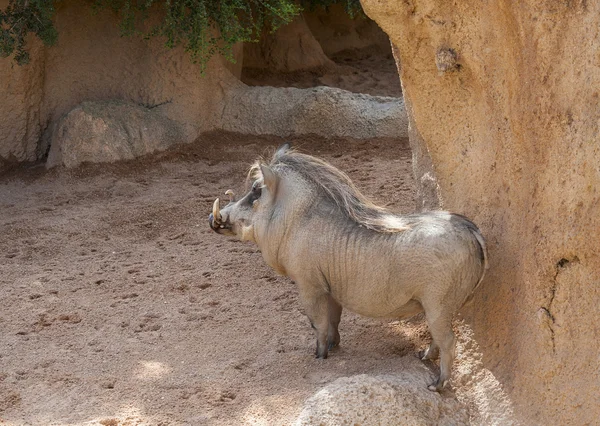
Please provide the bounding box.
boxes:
[243,5,391,73]
[1,1,405,168]
[0,0,244,167]
[304,4,390,56]
[361,0,600,424]
[0,36,46,164]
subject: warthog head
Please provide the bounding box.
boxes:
[208,144,288,243]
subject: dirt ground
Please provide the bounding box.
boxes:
[0,131,434,425]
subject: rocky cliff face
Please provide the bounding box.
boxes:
[0,0,241,168]
[1,1,407,169]
[361,0,600,423]
[0,36,46,165]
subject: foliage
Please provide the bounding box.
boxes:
[1,0,363,69]
[0,0,58,65]
[90,0,302,71]
[301,0,363,18]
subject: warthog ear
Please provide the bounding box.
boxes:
[260,164,279,195]
[274,143,291,159]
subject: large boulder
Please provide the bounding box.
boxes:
[222,85,407,139]
[296,369,468,425]
[46,101,184,168]
[361,1,600,424]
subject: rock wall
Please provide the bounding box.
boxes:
[243,6,391,72]
[0,33,46,165]
[304,4,390,56]
[40,0,244,147]
[242,14,335,72]
[1,1,406,168]
[361,0,600,424]
[0,0,242,167]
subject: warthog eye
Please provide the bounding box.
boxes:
[248,182,262,205]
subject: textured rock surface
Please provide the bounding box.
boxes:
[361,1,600,424]
[242,14,335,72]
[295,365,469,425]
[0,0,241,166]
[222,86,407,139]
[45,85,407,167]
[0,34,46,166]
[46,101,184,168]
[304,4,391,56]
[1,0,405,167]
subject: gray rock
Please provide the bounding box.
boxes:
[221,85,408,139]
[45,87,407,169]
[295,364,469,425]
[46,100,184,168]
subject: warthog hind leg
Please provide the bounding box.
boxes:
[327,296,343,350]
[424,310,456,392]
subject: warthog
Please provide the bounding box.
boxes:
[208,145,488,391]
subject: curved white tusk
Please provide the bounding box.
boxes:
[212,198,222,222]
[225,189,236,203]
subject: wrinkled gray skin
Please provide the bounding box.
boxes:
[208,145,488,391]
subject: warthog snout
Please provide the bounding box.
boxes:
[208,191,236,235]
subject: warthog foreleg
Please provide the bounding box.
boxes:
[298,285,332,359]
[327,296,342,350]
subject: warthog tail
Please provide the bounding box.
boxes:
[471,223,489,293]
[452,213,489,304]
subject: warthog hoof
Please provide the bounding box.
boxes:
[327,331,340,351]
[427,378,448,392]
[315,341,329,359]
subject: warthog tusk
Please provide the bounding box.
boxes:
[212,198,222,222]
[225,189,236,203]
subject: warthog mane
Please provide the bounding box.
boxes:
[249,149,410,233]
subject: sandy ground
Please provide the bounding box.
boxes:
[0,132,439,425]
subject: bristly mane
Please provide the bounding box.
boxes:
[249,148,409,233]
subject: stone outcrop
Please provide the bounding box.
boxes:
[0,36,46,166]
[46,101,184,168]
[1,0,407,169]
[361,1,600,424]
[45,84,407,168]
[295,366,469,425]
[304,4,391,56]
[243,14,335,72]
[221,85,407,139]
